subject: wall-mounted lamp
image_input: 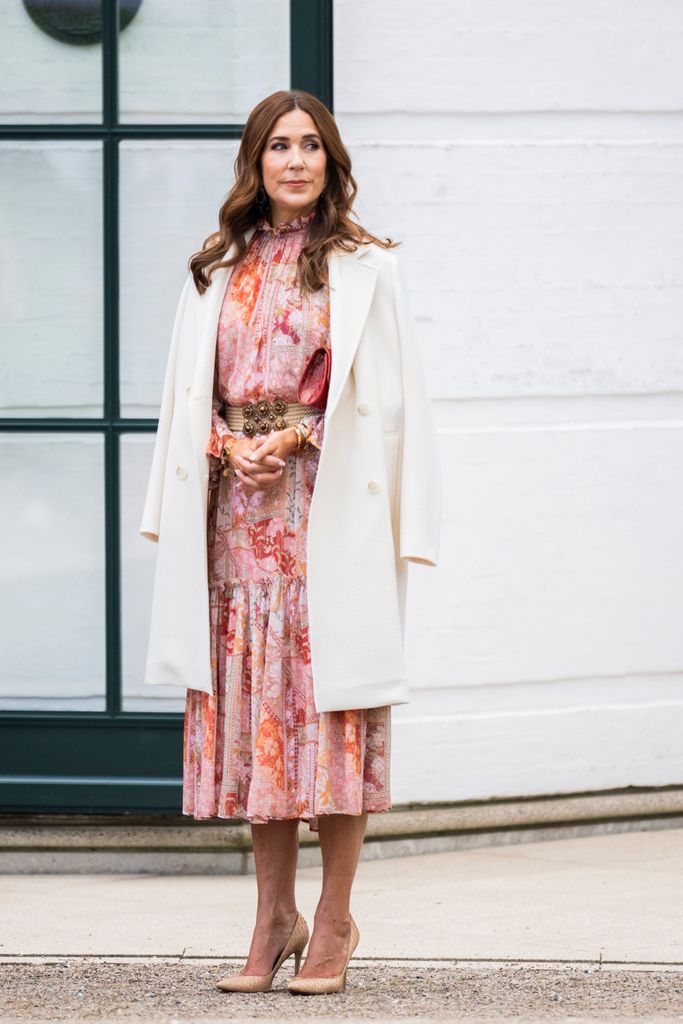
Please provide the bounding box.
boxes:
[23,0,143,46]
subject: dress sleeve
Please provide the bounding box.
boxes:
[206,359,238,460]
[297,411,325,451]
[206,361,240,495]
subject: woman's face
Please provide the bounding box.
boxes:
[260,109,327,226]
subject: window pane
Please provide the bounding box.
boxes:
[0,2,102,124]
[120,434,185,712]
[119,139,238,417]
[119,0,289,124]
[0,141,103,417]
[0,434,106,711]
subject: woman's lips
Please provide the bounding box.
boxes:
[284,181,308,187]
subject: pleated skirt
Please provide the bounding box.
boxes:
[182,437,392,833]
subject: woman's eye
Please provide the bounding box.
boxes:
[271,142,319,150]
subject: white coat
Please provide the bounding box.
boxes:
[139,225,442,713]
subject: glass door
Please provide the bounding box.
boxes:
[0,0,333,812]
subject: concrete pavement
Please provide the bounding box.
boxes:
[1,826,682,1021]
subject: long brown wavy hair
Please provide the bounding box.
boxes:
[188,90,400,297]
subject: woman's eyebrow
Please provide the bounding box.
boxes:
[268,133,321,142]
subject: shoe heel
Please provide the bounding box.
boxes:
[293,947,303,975]
[286,916,358,995]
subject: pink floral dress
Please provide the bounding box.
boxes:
[182,208,392,832]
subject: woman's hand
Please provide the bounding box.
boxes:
[228,429,299,492]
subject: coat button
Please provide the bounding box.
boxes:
[185,385,192,395]
[357,402,370,415]
[176,465,188,479]
[368,479,380,493]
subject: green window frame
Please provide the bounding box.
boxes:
[0,0,333,814]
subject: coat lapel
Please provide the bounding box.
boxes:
[187,227,257,480]
[325,246,378,421]
[188,227,378,473]
[190,225,258,402]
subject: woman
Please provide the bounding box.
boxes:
[139,89,441,995]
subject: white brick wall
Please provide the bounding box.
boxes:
[334,0,683,802]
[3,1,681,797]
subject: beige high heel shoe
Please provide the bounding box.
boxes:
[216,911,309,993]
[287,915,360,995]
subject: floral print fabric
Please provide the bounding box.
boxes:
[182,208,392,832]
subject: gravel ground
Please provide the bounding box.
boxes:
[1,960,682,1022]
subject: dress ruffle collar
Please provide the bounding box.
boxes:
[256,207,317,235]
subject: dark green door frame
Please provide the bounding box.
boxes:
[0,0,333,814]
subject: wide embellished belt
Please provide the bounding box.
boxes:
[221,398,324,436]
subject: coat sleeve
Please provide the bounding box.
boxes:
[390,253,442,567]
[138,273,193,543]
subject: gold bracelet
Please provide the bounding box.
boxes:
[294,421,310,450]
[292,424,304,450]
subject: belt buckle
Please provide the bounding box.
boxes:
[242,397,287,435]
[242,401,256,435]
